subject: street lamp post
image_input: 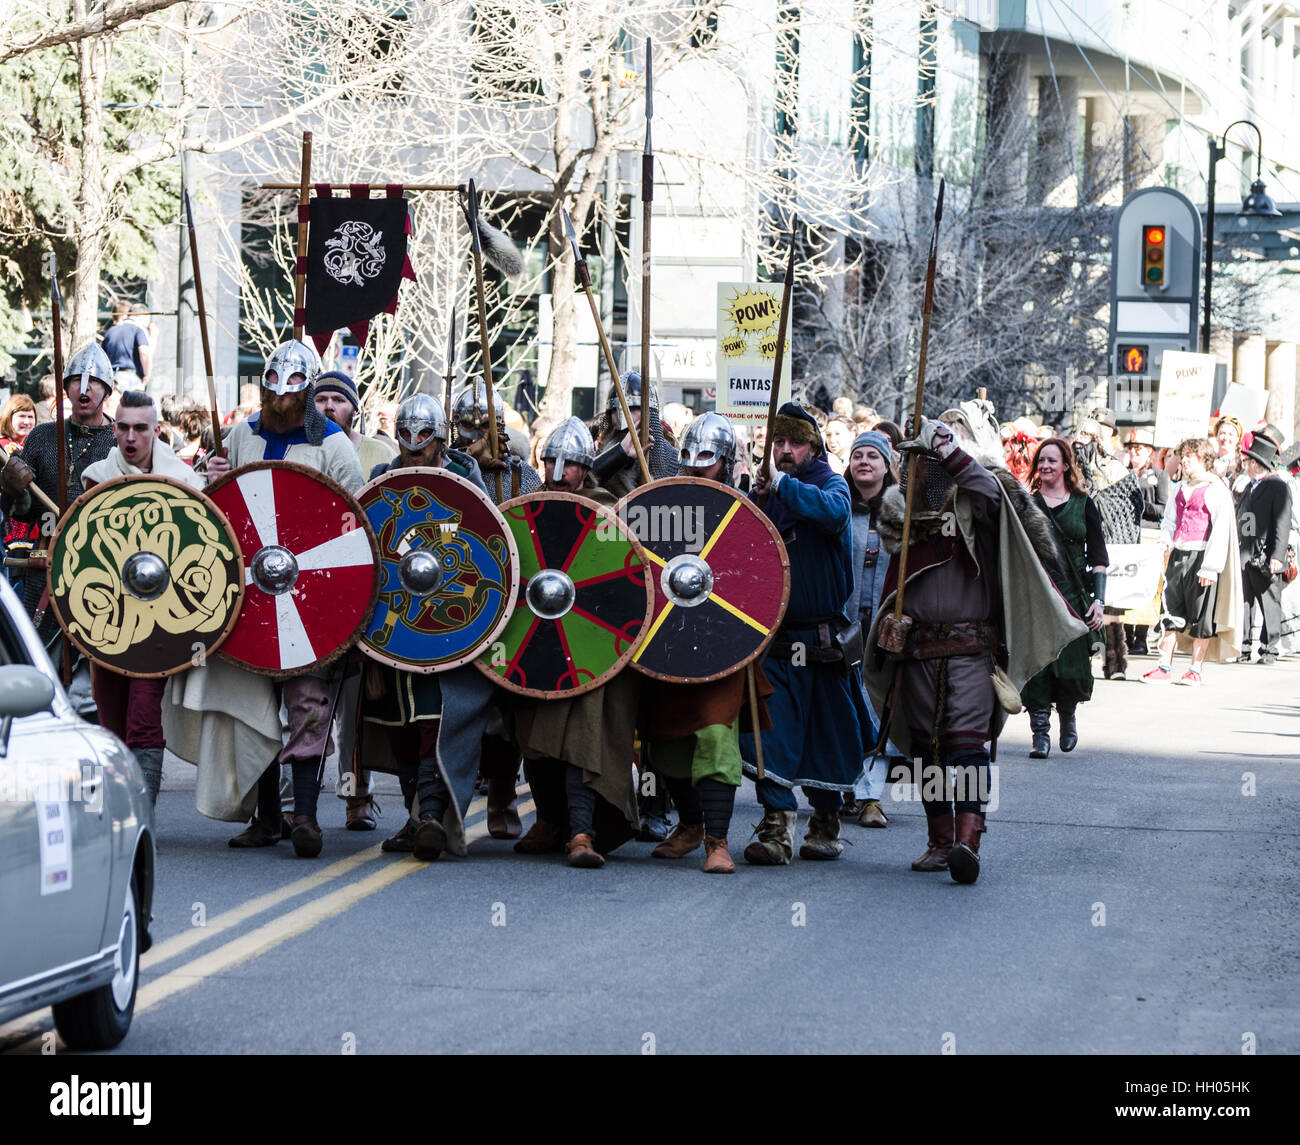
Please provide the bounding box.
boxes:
[1202,120,1282,354]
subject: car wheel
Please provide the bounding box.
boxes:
[51,872,140,1050]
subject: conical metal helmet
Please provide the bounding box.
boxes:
[64,343,114,396]
[395,393,447,452]
[605,370,659,428]
[452,380,502,442]
[263,339,319,396]
[540,416,595,483]
[679,411,737,480]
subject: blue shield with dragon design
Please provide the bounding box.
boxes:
[356,467,519,672]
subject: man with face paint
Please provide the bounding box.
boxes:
[636,412,773,873]
[1,344,117,639]
[78,390,204,808]
[349,393,507,859]
[508,416,640,868]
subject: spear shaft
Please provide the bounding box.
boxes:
[466,180,504,503]
[48,253,68,513]
[184,189,225,458]
[757,218,798,509]
[640,36,653,453]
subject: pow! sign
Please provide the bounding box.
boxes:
[715,282,791,428]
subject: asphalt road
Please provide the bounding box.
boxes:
[3,651,1297,1055]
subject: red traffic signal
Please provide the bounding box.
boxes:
[1117,344,1149,374]
[1142,225,1166,286]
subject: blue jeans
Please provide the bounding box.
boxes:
[756,777,843,814]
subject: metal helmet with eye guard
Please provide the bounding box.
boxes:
[64,343,115,398]
[263,339,319,396]
[540,416,595,483]
[395,393,447,453]
[679,412,737,481]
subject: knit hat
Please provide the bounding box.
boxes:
[770,402,823,452]
[849,429,892,465]
[314,370,360,412]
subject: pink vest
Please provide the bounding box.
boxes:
[1173,483,1211,543]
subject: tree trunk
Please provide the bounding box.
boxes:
[540,210,578,422]
[70,4,111,350]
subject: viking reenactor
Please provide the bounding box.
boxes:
[508,417,640,868]
[743,402,872,865]
[638,412,772,874]
[0,344,116,639]
[197,339,365,857]
[591,370,679,499]
[76,390,204,807]
[350,392,504,859]
[450,380,541,503]
[309,369,396,832]
[865,413,1085,883]
[315,369,396,479]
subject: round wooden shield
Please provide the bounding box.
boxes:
[206,461,379,677]
[619,477,790,682]
[355,467,519,673]
[46,475,244,679]
[476,491,653,698]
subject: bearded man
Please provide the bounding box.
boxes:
[168,340,364,858]
[743,403,872,865]
[450,380,541,503]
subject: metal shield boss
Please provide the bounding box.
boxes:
[355,467,518,672]
[205,462,379,677]
[47,475,245,678]
[619,477,790,682]
[477,491,653,698]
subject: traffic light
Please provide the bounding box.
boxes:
[1117,344,1149,374]
[1141,224,1166,287]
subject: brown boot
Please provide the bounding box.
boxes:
[290,816,323,858]
[345,795,377,831]
[744,809,796,866]
[799,811,845,860]
[487,802,523,840]
[651,821,705,859]
[702,836,735,874]
[566,832,605,869]
[948,812,986,884]
[910,809,955,871]
[514,819,561,855]
[228,818,280,849]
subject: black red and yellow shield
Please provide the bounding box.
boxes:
[476,491,652,698]
[47,474,244,678]
[619,478,789,682]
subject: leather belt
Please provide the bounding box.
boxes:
[901,620,996,661]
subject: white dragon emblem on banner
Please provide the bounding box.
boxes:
[323,220,387,287]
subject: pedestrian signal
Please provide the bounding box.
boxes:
[1117,344,1148,374]
[1141,225,1166,287]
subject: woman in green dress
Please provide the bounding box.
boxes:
[1022,437,1109,757]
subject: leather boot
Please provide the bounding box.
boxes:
[290,815,323,858]
[799,811,845,860]
[228,818,280,848]
[482,736,523,839]
[345,795,377,831]
[1111,628,1128,680]
[566,832,605,868]
[651,821,705,859]
[1028,708,1051,758]
[948,812,986,884]
[413,815,447,861]
[514,818,564,855]
[1058,704,1078,753]
[702,835,735,873]
[743,809,796,865]
[910,809,954,871]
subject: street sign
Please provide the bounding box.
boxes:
[1108,188,1202,426]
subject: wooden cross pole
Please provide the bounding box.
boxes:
[184,188,225,457]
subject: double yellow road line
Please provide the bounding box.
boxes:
[0,791,535,1053]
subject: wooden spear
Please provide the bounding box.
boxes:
[48,252,68,514]
[878,179,946,655]
[756,217,798,509]
[291,131,312,343]
[640,36,653,454]
[562,209,652,486]
[184,188,225,457]
[465,179,504,503]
